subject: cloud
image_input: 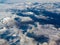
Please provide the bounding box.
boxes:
[0,0,60,4]
[0,2,60,45]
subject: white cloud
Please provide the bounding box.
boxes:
[19,16,33,22]
[35,15,49,20]
[0,2,60,45]
[0,27,7,34]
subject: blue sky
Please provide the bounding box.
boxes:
[0,0,60,3]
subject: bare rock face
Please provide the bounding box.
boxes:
[0,39,10,45]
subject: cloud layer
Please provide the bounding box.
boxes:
[0,0,60,3]
[0,2,60,45]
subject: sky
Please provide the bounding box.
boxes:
[0,0,60,3]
